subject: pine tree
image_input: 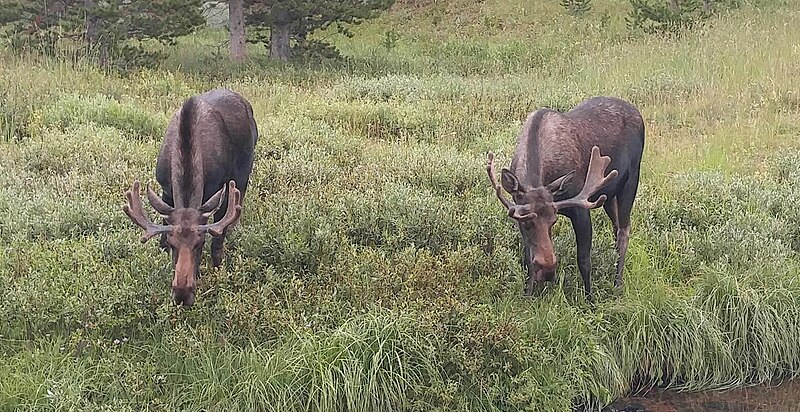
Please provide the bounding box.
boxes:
[560,0,592,17]
[229,0,247,62]
[626,0,734,35]
[244,0,396,61]
[0,0,203,68]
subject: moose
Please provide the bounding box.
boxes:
[487,96,644,302]
[123,89,258,306]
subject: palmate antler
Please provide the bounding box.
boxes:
[123,180,173,243]
[487,152,538,220]
[552,146,618,211]
[198,180,242,237]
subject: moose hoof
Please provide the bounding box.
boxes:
[585,291,596,305]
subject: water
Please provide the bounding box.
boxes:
[603,381,800,412]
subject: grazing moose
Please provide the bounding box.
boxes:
[487,96,644,302]
[123,89,258,306]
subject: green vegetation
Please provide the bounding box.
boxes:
[2,0,800,410]
[0,0,205,68]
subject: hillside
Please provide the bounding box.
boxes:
[2,1,800,411]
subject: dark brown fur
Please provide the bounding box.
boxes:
[125,89,258,306]
[177,96,196,206]
[495,96,644,302]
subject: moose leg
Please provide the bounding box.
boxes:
[566,209,594,303]
[210,235,227,267]
[210,199,229,268]
[210,178,248,268]
[521,243,531,271]
[603,197,619,242]
[614,176,639,288]
[159,193,174,252]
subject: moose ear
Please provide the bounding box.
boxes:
[545,170,576,197]
[500,169,521,194]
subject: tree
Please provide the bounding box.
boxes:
[229,0,247,62]
[561,0,592,16]
[0,0,204,68]
[627,0,738,35]
[245,0,396,61]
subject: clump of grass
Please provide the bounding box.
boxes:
[32,93,167,141]
[3,1,800,411]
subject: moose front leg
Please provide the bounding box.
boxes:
[210,232,227,267]
[159,192,174,253]
[210,206,237,268]
[567,209,594,303]
[210,178,247,268]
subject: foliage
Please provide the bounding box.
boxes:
[0,0,204,68]
[561,0,592,16]
[244,0,396,59]
[626,0,740,35]
[2,0,800,411]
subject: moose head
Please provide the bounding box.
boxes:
[123,180,242,306]
[487,146,618,295]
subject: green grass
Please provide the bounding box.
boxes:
[2,0,800,410]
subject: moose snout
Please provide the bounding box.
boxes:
[523,257,557,296]
[532,255,557,280]
[172,287,196,307]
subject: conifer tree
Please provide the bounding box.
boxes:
[245,0,395,61]
[561,0,592,17]
[626,0,732,35]
[0,0,203,67]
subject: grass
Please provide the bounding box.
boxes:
[2,0,800,410]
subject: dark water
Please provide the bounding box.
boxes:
[603,381,800,412]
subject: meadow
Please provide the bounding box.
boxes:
[2,0,800,410]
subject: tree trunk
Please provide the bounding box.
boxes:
[269,9,291,61]
[666,0,679,13]
[84,0,108,67]
[228,0,247,62]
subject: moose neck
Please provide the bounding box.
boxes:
[511,111,546,188]
[171,97,205,209]
[512,110,585,195]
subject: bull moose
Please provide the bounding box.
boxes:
[487,96,644,302]
[123,89,258,306]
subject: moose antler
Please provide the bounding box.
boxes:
[553,146,619,211]
[146,186,174,216]
[487,152,514,210]
[123,180,173,243]
[199,180,242,237]
[487,152,538,220]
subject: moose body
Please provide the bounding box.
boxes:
[124,89,258,306]
[488,96,644,301]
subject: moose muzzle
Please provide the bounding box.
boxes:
[524,258,557,296]
[172,247,198,306]
[172,286,196,306]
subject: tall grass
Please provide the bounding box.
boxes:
[2,0,800,411]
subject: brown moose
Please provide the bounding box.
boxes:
[123,89,258,306]
[487,96,645,302]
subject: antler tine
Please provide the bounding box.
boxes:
[201,180,242,237]
[122,180,172,243]
[509,204,537,220]
[553,146,619,211]
[487,152,514,210]
[146,184,174,216]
